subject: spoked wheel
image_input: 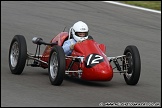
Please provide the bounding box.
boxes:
[9,35,27,74]
[48,45,65,86]
[123,45,141,85]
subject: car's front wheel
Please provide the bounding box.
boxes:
[48,45,66,86]
[123,45,141,85]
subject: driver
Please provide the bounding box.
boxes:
[62,21,89,56]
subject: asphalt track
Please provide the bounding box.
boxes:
[1,1,161,107]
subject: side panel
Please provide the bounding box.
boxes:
[40,32,68,68]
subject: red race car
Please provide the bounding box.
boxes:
[9,32,141,86]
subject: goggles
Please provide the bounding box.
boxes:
[75,32,88,37]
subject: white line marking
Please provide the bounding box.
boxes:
[102,1,161,14]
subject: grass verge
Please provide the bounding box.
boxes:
[119,1,161,11]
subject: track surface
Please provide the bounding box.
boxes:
[1,1,161,107]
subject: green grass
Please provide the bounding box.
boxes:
[119,1,161,11]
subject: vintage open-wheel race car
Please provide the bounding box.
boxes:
[9,31,141,86]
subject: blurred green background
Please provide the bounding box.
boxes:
[119,1,161,11]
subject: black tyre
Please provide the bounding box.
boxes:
[48,45,65,86]
[9,35,27,74]
[123,45,141,85]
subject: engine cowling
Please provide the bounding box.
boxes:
[72,39,113,81]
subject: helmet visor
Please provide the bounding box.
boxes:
[75,32,88,37]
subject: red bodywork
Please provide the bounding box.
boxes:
[40,32,113,81]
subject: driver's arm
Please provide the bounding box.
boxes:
[62,40,72,55]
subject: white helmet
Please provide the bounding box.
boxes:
[71,21,89,42]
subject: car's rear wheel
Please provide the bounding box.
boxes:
[48,45,65,86]
[9,35,27,74]
[123,45,141,85]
